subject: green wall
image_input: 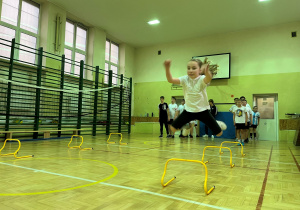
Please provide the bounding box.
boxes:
[132,22,300,140]
[133,22,300,83]
[133,72,300,139]
[134,72,300,117]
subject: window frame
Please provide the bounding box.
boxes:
[64,19,88,77]
[0,0,40,63]
[105,39,119,85]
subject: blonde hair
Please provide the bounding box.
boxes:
[189,58,203,68]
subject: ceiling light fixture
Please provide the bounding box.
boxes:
[148,20,160,25]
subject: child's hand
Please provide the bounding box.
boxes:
[203,64,212,77]
[203,64,212,84]
[164,60,171,69]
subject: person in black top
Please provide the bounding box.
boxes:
[158,96,170,138]
[204,99,218,139]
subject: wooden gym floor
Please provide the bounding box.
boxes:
[0,134,299,210]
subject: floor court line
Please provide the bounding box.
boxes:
[0,162,95,182]
[0,161,232,210]
[289,147,300,172]
[83,141,295,165]
[11,139,295,165]
[256,145,273,210]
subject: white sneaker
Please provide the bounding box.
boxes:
[217,120,227,130]
[238,139,241,143]
[249,137,252,140]
[211,135,214,139]
[235,138,239,142]
[203,134,208,138]
[255,137,258,140]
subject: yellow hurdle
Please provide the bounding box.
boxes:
[202,146,235,168]
[0,139,33,159]
[219,141,245,156]
[161,158,215,195]
[107,133,127,145]
[68,135,93,150]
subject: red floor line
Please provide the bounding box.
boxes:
[289,147,300,172]
[256,145,273,210]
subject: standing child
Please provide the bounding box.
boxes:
[158,96,170,138]
[229,98,239,140]
[203,99,218,139]
[233,99,248,146]
[229,98,238,113]
[250,106,260,140]
[168,97,178,138]
[178,99,185,137]
[163,59,226,138]
[242,99,252,143]
[240,96,252,110]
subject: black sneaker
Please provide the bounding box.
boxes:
[179,134,183,137]
[244,138,249,143]
[159,135,163,138]
[172,135,175,138]
[196,135,200,137]
[189,135,193,138]
[167,135,172,138]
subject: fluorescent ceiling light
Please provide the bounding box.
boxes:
[148,20,160,25]
[259,0,269,2]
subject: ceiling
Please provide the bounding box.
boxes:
[47,0,300,48]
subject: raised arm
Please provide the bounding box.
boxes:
[203,64,213,84]
[164,60,180,85]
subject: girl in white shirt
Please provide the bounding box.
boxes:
[164,59,226,137]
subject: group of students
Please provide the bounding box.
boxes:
[158,96,178,138]
[230,96,260,146]
[158,96,218,138]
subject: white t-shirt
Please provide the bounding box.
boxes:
[246,104,251,110]
[179,75,209,112]
[168,103,178,119]
[244,106,252,122]
[178,104,185,114]
[233,106,247,124]
[229,105,237,113]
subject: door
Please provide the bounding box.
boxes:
[253,94,278,141]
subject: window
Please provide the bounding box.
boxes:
[0,0,40,63]
[105,39,119,85]
[64,20,87,77]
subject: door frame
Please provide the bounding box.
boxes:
[253,94,278,141]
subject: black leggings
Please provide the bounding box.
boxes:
[205,115,216,134]
[172,110,221,135]
[159,121,169,135]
